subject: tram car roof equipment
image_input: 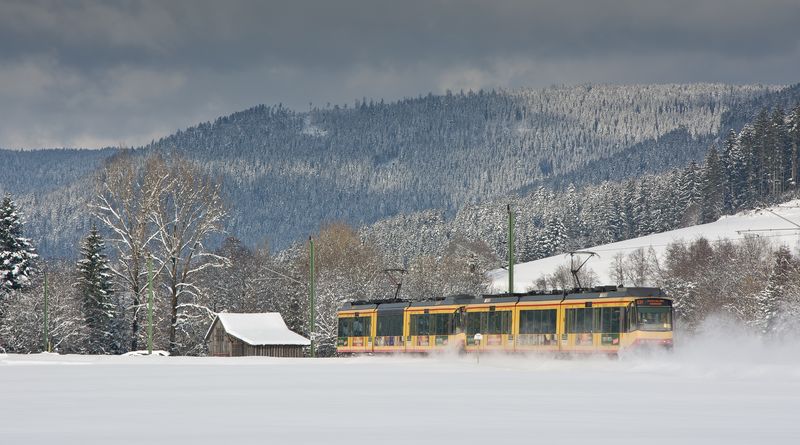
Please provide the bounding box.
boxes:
[339,286,667,310]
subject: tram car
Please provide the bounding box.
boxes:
[336,286,673,355]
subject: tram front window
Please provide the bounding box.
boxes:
[636,307,672,331]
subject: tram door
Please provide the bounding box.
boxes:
[453,307,467,349]
[454,307,466,333]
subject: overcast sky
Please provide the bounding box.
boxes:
[1,0,799,149]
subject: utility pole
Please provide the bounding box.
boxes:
[43,269,49,352]
[792,139,798,189]
[147,254,154,355]
[309,237,316,358]
[508,204,515,294]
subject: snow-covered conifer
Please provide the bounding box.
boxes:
[75,225,116,353]
[0,194,38,295]
[536,216,567,259]
[700,146,724,223]
[756,247,793,335]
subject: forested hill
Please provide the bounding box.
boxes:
[364,102,800,269]
[2,83,799,257]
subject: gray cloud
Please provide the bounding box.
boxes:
[1,0,799,148]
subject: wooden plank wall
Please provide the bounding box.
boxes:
[207,322,304,357]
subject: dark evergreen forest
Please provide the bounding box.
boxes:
[1,83,799,258]
[364,104,800,266]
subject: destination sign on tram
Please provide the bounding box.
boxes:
[636,298,672,306]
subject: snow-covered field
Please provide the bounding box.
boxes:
[2,323,799,444]
[491,200,800,291]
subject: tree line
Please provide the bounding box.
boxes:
[4,84,792,258]
[1,103,799,355]
[365,104,800,267]
[0,154,490,356]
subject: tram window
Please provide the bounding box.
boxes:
[566,308,594,333]
[466,312,481,335]
[352,317,366,337]
[377,314,403,337]
[542,310,556,333]
[454,310,465,332]
[486,311,511,334]
[501,311,510,334]
[410,314,430,335]
[636,307,673,331]
[597,307,622,333]
[626,304,635,331]
[338,317,352,337]
[433,313,454,335]
[487,312,500,334]
[621,307,628,332]
[520,309,557,334]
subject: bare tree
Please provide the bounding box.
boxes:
[542,263,597,291]
[623,247,660,286]
[293,223,386,355]
[92,152,168,351]
[610,252,626,286]
[0,262,88,353]
[149,157,227,353]
[93,153,227,353]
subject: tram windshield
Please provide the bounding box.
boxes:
[636,307,672,331]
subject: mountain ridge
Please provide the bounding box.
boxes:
[1,83,797,257]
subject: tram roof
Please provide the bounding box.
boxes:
[339,302,377,311]
[516,286,665,302]
[339,287,667,311]
[376,302,410,312]
[408,294,479,308]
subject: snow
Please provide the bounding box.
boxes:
[208,312,311,346]
[491,200,800,291]
[122,350,171,356]
[1,323,799,444]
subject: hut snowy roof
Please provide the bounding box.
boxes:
[205,313,310,346]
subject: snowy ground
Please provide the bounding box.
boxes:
[491,200,800,291]
[1,323,799,444]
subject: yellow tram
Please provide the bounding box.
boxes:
[336,287,673,355]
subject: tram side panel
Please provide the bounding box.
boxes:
[464,303,516,353]
[619,298,674,350]
[337,291,674,355]
[514,301,561,353]
[405,306,465,353]
[561,300,625,354]
[336,309,376,354]
[373,303,408,353]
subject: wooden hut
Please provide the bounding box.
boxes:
[205,313,310,357]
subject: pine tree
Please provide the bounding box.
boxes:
[725,129,748,211]
[737,125,759,207]
[775,108,792,194]
[768,108,788,197]
[537,215,567,258]
[0,194,38,295]
[677,162,701,226]
[721,130,737,211]
[752,109,771,199]
[700,146,724,223]
[75,225,116,353]
[757,247,793,335]
[788,105,800,189]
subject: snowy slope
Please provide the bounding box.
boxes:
[490,200,800,292]
[1,329,799,445]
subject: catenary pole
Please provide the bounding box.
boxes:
[309,237,316,358]
[43,269,49,352]
[147,254,154,355]
[508,204,515,294]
